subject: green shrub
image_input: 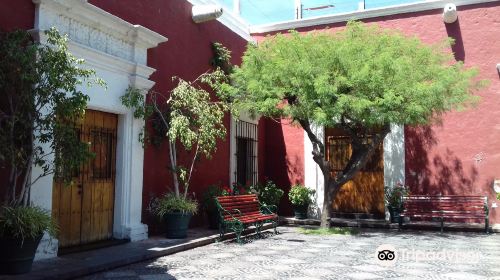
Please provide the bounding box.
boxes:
[200,185,224,212]
[288,184,315,206]
[0,206,57,241]
[249,180,284,206]
[150,193,198,217]
[384,184,409,209]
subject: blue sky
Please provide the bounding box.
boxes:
[218,0,422,25]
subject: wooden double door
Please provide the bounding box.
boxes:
[326,128,385,216]
[52,110,117,248]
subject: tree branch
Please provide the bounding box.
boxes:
[332,124,391,191]
[298,119,328,172]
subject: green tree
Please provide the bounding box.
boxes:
[121,47,230,200]
[225,22,485,227]
[0,28,104,207]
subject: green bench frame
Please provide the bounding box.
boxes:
[215,194,279,243]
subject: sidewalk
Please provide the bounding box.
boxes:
[0,228,217,280]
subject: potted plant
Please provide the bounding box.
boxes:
[288,184,315,219]
[249,180,284,214]
[150,193,198,238]
[0,29,102,274]
[200,185,225,229]
[385,184,409,223]
[122,45,231,238]
[0,207,57,274]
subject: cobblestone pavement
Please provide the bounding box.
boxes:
[80,227,500,280]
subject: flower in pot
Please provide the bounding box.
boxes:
[0,206,57,274]
[385,184,409,223]
[150,193,198,238]
[249,180,284,214]
[288,184,315,219]
[122,47,231,238]
[0,29,103,274]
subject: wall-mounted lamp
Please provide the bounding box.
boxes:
[496,63,500,74]
[192,5,223,23]
[443,3,458,24]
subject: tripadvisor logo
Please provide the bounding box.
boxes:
[375,244,397,266]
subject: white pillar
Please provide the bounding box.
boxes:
[304,125,324,219]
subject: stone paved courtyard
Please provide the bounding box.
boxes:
[80,226,500,280]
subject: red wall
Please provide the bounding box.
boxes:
[260,118,305,215]
[0,0,34,31]
[89,0,248,231]
[254,2,500,223]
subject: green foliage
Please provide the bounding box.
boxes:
[210,42,233,75]
[228,21,484,127]
[384,184,409,209]
[221,21,487,227]
[0,28,104,206]
[288,184,315,206]
[150,193,198,217]
[298,226,359,235]
[200,185,225,212]
[121,52,231,198]
[249,180,284,206]
[0,206,58,241]
[169,75,228,160]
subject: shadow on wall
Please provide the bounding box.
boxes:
[263,118,304,216]
[445,19,465,62]
[405,126,479,195]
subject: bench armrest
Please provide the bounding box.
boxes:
[220,208,242,222]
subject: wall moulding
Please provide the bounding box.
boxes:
[33,0,167,66]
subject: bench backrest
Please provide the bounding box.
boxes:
[215,194,261,219]
[402,195,487,216]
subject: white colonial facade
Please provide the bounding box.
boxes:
[29,0,167,259]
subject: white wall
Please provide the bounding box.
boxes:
[30,0,166,260]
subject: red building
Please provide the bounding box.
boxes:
[2,0,499,260]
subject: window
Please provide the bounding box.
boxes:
[234,120,258,186]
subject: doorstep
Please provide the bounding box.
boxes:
[0,224,276,280]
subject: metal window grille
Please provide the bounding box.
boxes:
[234,120,258,186]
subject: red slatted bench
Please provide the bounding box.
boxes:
[399,195,489,233]
[215,194,278,243]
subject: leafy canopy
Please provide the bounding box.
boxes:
[228,22,483,128]
[0,28,104,207]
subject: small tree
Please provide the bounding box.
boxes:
[225,22,485,227]
[0,28,104,208]
[121,62,229,201]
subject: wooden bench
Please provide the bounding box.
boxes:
[399,195,489,233]
[215,194,278,243]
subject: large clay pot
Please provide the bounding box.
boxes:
[163,212,192,239]
[0,234,42,274]
[293,204,309,219]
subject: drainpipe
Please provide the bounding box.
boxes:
[192,5,223,23]
[295,0,302,19]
